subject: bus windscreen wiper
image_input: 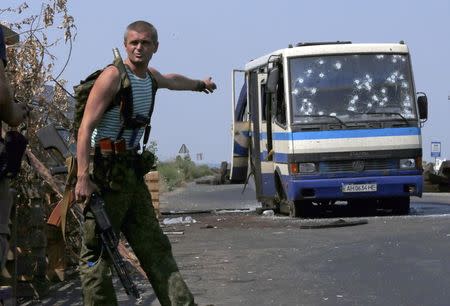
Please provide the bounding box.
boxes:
[297,114,348,127]
[365,111,411,126]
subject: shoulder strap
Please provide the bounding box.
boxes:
[113,57,131,90]
[146,69,158,120]
[113,62,133,141]
[103,62,132,113]
[142,69,158,150]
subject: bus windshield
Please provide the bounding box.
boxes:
[289,53,417,125]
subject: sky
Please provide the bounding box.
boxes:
[2,0,450,164]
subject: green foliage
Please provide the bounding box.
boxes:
[157,162,184,191]
[146,140,159,164]
[191,164,213,179]
[158,155,213,191]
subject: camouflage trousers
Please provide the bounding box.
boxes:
[80,154,196,306]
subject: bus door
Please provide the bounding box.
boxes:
[230,70,250,183]
[257,72,276,198]
[248,70,263,199]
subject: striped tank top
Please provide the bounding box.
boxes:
[91,67,153,148]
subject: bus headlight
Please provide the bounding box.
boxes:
[299,163,317,173]
[399,158,415,169]
[289,162,317,174]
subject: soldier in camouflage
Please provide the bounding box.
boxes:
[0,25,28,273]
[75,21,216,306]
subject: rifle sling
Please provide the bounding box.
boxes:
[61,155,77,242]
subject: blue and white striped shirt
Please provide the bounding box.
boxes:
[91,67,153,148]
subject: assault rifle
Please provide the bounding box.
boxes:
[36,124,141,301]
[36,124,74,175]
[89,192,141,300]
[36,124,76,227]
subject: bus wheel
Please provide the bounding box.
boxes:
[289,200,313,218]
[288,201,300,218]
[391,197,410,215]
[348,199,377,216]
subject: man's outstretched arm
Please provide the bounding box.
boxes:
[149,67,217,93]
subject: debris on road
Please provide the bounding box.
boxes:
[299,218,369,229]
[262,210,275,216]
[215,208,254,214]
[162,216,197,225]
[163,231,185,235]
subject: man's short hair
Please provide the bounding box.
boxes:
[124,21,158,43]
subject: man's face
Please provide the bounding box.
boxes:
[124,29,158,66]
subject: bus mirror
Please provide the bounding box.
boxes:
[417,93,428,121]
[267,67,279,93]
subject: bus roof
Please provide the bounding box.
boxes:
[244,43,409,71]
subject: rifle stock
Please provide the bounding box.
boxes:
[47,193,74,227]
[36,124,77,230]
[47,200,64,227]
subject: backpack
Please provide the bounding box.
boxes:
[72,50,158,148]
[55,51,158,243]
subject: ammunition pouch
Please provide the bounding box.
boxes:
[93,148,155,191]
[0,131,28,179]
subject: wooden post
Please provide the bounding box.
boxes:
[145,171,161,219]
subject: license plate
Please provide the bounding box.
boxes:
[342,183,377,193]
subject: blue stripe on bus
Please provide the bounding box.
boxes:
[234,142,249,156]
[260,127,420,141]
[260,151,289,163]
[260,133,291,141]
[274,153,288,163]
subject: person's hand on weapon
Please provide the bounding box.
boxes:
[75,174,99,208]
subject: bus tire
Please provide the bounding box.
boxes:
[288,201,300,218]
[348,199,377,216]
[391,197,410,215]
[289,200,313,218]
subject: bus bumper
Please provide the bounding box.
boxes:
[285,175,423,201]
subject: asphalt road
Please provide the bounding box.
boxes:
[36,183,450,306]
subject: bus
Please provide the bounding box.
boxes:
[230,41,428,217]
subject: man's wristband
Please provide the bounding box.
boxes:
[195,80,206,92]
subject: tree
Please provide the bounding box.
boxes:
[1,1,77,291]
[2,1,76,132]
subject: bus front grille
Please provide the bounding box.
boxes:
[320,159,397,173]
